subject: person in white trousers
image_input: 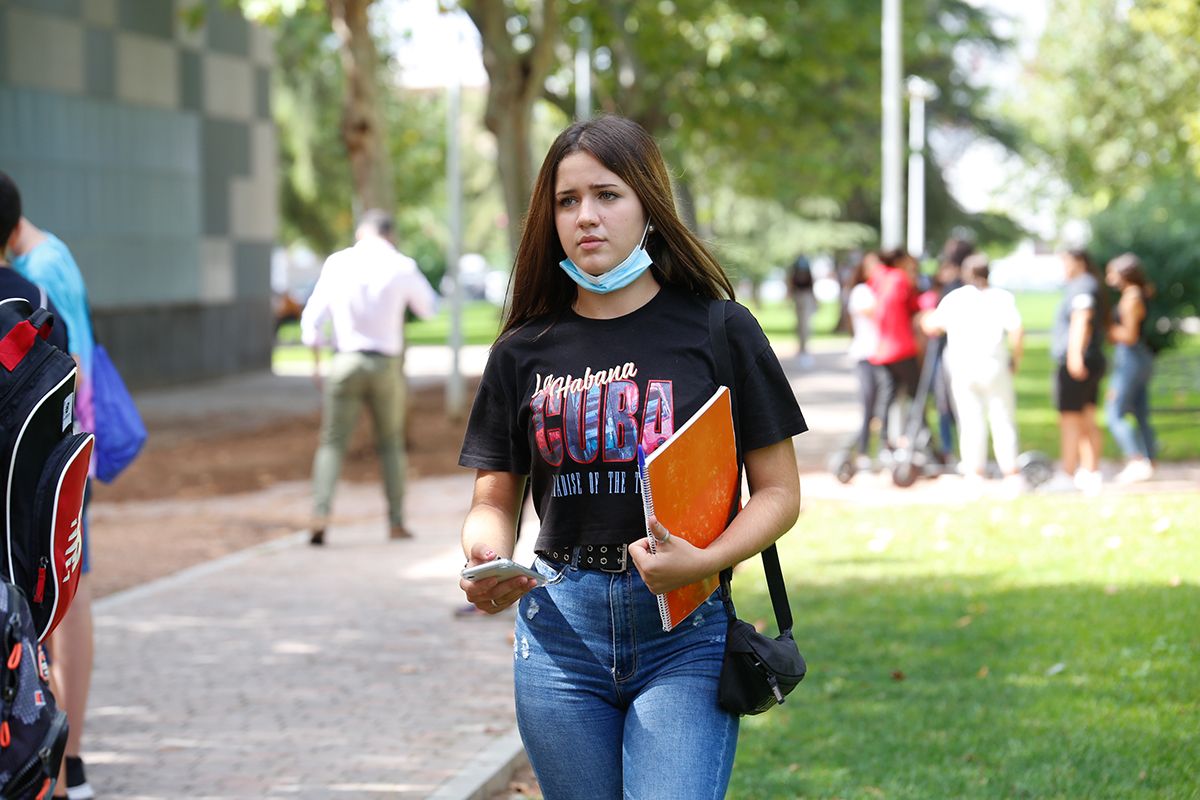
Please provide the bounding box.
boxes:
[922,254,1024,479]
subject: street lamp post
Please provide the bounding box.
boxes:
[445,32,465,419]
[881,0,904,249]
[574,17,592,121]
[906,76,938,259]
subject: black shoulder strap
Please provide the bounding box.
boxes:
[708,300,743,488]
[708,299,794,636]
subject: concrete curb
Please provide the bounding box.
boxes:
[428,730,528,800]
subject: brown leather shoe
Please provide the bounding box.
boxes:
[309,528,326,546]
[389,525,414,540]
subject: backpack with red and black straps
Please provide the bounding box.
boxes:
[0,580,67,799]
[0,298,93,643]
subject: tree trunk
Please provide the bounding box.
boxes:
[601,0,667,134]
[463,0,559,256]
[490,102,534,257]
[327,0,394,215]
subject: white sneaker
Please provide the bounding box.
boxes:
[1115,459,1154,484]
[1040,471,1078,493]
[999,473,1029,499]
[1074,468,1102,495]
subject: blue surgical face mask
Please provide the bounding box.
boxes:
[559,221,653,294]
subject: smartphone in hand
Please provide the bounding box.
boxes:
[461,557,546,586]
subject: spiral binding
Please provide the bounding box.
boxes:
[637,446,671,629]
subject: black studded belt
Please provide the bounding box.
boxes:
[539,544,630,573]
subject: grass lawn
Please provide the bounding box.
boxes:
[275,301,503,348]
[1013,292,1062,333]
[743,299,844,346]
[729,491,1199,799]
[1014,333,1200,462]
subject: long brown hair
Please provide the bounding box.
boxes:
[1066,248,1111,332]
[850,251,878,287]
[1108,252,1156,298]
[500,115,734,338]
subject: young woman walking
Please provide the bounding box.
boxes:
[847,252,881,461]
[1047,248,1108,493]
[456,115,806,798]
[1105,252,1157,482]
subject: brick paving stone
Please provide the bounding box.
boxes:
[86,476,524,799]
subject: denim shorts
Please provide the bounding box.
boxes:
[512,555,738,800]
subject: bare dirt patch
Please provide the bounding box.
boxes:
[89,379,478,597]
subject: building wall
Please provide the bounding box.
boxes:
[0,0,277,386]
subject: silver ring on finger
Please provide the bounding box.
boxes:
[490,599,498,608]
[658,530,671,544]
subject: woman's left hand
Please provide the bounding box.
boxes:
[459,542,538,614]
[628,517,721,595]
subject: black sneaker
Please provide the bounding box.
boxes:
[65,756,95,800]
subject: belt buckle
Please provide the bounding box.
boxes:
[600,544,627,573]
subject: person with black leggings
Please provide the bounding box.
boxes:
[847,252,881,458]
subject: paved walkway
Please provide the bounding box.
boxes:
[83,341,1198,799]
[90,476,536,799]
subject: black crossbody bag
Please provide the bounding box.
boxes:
[708,300,807,715]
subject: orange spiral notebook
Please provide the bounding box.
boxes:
[638,385,738,631]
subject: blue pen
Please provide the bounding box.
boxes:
[636,444,658,554]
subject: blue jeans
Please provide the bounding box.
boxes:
[514,555,738,800]
[1107,343,1157,460]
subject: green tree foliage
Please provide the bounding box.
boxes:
[1089,180,1200,350]
[545,0,1012,258]
[272,8,355,255]
[459,0,1017,275]
[243,0,509,287]
[271,6,446,257]
[705,194,874,285]
[458,0,561,255]
[1016,0,1200,209]
[1014,0,1199,343]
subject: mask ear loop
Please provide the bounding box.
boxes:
[641,222,656,272]
[639,220,653,247]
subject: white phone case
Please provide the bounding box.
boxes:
[460,557,546,586]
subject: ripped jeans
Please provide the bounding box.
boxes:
[513,555,738,800]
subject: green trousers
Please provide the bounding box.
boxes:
[311,352,407,528]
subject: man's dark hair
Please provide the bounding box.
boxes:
[357,208,394,239]
[0,171,21,245]
[962,253,990,286]
[878,247,910,268]
[940,236,974,268]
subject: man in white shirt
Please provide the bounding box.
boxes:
[922,254,1024,479]
[300,210,438,544]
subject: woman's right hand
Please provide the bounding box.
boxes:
[459,542,539,615]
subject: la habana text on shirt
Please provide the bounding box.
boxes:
[533,358,670,500]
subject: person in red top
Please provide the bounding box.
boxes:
[869,248,921,448]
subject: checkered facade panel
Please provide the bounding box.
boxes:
[0,0,277,383]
